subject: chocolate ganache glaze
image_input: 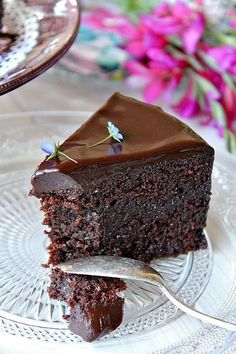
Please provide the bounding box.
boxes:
[32,92,212,194]
[69,300,124,342]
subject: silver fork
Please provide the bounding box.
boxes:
[56,256,236,331]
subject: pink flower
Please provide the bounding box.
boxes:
[172,80,200,117]
[222,86,236,134]
[195,70,236,135]
[147,48,187,70]
[182,13,205,54]
[125,60,184,103]
[141,1,205,54]
[197,69,224,100]
[82,9,136,40]
[125,27,167,59]
[207,46,236,76]
[174,95,200,117]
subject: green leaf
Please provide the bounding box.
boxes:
[221,35,236,47]
[191,76,206,109]
[222,72,236,92]
[113,0,157,20]
[167,48,203,71]
[187,55,203,71]
[214,32,236,47]
[194,73,220,98]
[166,46,185,59]
[198,91,206,110]
[46,152,58,161]
[210,100,226,126]
[229,30,236,36]
[198,51,219,71]
[168,36,183,48]
[53,141,60,153]
[224,128,236,154]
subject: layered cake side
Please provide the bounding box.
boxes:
[31,92,214,342]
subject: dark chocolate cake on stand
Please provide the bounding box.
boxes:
[0,0,80,94]
[0,0,17,54]
[0,0,3,30]
[31,92,214,342]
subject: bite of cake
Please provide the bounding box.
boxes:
[30,92,214,342]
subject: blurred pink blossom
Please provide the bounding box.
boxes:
[147,49,187,70]
[172,80,200,117]
[174,95,200,117]
[81,1,236,146]
[125,60,184,103]
[207,46,236,75]
[141,1,205,54]
[82,9,137,40]
[222,86,236,134]
[125,28,167,59]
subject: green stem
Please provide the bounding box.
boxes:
[58,151,78,164]
[46,152,57,161]
[86,134,112,148]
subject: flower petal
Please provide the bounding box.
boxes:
[182,14,205,54]
[147,49,185,69]
[107,122,123,142]
[125,61,148,75]
[125,40,147,59]
[141,15,182,35]
[154,2,170,17]
[114,132,123,142]
[143,80,165,103]
[41,142,56,155]
[173,95,200,118]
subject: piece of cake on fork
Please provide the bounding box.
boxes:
[31,92,214,342]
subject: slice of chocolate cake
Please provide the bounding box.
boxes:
[31,92,214,342]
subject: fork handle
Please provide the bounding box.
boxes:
[158,281,236,331]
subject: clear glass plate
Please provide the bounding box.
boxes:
[0,111,236,354]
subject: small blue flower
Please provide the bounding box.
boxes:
[107,121,123,142]
[86,121,124,148]
[40,141,78,164]
[40,142,56,155]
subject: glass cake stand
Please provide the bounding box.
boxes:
[0,111,236,354]
[0,0,80,95]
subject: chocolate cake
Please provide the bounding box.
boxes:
[31,92,214,342]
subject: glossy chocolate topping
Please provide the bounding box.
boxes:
[34,92,210,175]
[69,300,124,342]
